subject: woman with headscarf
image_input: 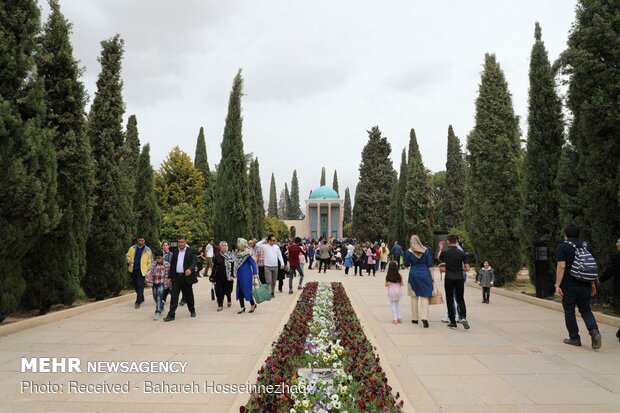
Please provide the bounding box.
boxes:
[234,238,259,313]
[404,235,434,328]
[380,242,390,272]
[366,243,377,276]
[210,241,235,311]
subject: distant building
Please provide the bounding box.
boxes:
[282,185,343,239]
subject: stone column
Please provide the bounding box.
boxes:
[316,202,321,238]
[339,201,344,238]
[328,201,332,239]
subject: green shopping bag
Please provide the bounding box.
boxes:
[252,283,271,304]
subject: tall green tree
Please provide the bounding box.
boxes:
[343,187,352,226]
[558,0,620,270]
[389,148,407,244]
[332,170,339,195]
[289,170,303,219]
[155,146,207,246]
[352,126,395,241]
[248,158,266,237]
[213,70,251,242]
[268,173,278,218]
[320,167,326,186]
[431,171,447,232]
[465,54,523,285]
[278,187,289,220]
[555,144,580,226]
[403,128,433,246]
[194,126,213,231]
[22,0,89,315]
[442,125,466,230]
[84,35,130,299]
[523,23,564,285]
[387,171,400,243]
[282,183,292,219]
[120,114,139,245]
[134,144,160,248]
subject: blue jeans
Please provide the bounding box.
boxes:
[152,284,165,314]
[562,278,598,339]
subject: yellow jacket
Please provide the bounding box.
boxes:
[126,245,153,276]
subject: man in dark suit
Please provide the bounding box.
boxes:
[164,236,197,321]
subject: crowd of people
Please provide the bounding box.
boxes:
[125,226,620,350]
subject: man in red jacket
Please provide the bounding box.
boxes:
[287,237,307,294]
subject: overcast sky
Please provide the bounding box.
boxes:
[40,0,577,206]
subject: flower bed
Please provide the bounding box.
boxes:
[243,282,402,413]
[243,282,318,412]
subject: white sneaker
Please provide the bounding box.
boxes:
[441,316,450,323]
[153,313,160,320]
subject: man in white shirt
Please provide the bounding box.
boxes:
[256,234,285,297]
[164,237,197,322]
[204,239,214,277]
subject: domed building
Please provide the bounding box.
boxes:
[282,185,344,239]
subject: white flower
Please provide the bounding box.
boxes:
[290,409,297,413]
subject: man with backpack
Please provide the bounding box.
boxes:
[555,224,601,349]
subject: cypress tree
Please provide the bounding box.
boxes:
[84,35,130,299]
[343,187,352,226]
[289,170,302,219]
[120,114,139,245]
[332,170,339,195]
[213,70,251,242]
[389,148,407,243]
[0,0,60,319]
[283,183,292,219]
[320,167,326,186]
[523,23,564,285]
[442,125,466,230]
[155,147,207,245]
[387,171,400,243]
[278,187,289,220]
[194,126,213,231]
[432,171,446,231]
[268,173,278,218]
[352,126,394,241]
[134,144,160,249]
[559,0,620,269]
[555,144,580,226]
[21,0,94,314]
[248,158,266,237]
[465,54,522,285]
[403,128,433,246]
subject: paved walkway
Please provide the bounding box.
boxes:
[1,267,620,412]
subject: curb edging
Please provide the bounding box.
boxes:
[0,294,134,338]
[466,280,620,328]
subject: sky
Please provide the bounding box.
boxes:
[40,0,578,207]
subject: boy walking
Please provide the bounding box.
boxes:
[145,251,170,320]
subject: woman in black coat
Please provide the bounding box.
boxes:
[599,237,620,341]
[210,241,234,311]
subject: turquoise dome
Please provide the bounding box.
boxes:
[309,186,339,199]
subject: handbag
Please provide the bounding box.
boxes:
[429,282,444,305]
[252,282,271,304]
[210,283,215,301]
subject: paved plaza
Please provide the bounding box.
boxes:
[1,268,620,412]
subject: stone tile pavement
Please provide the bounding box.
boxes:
[1,266,619,412]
